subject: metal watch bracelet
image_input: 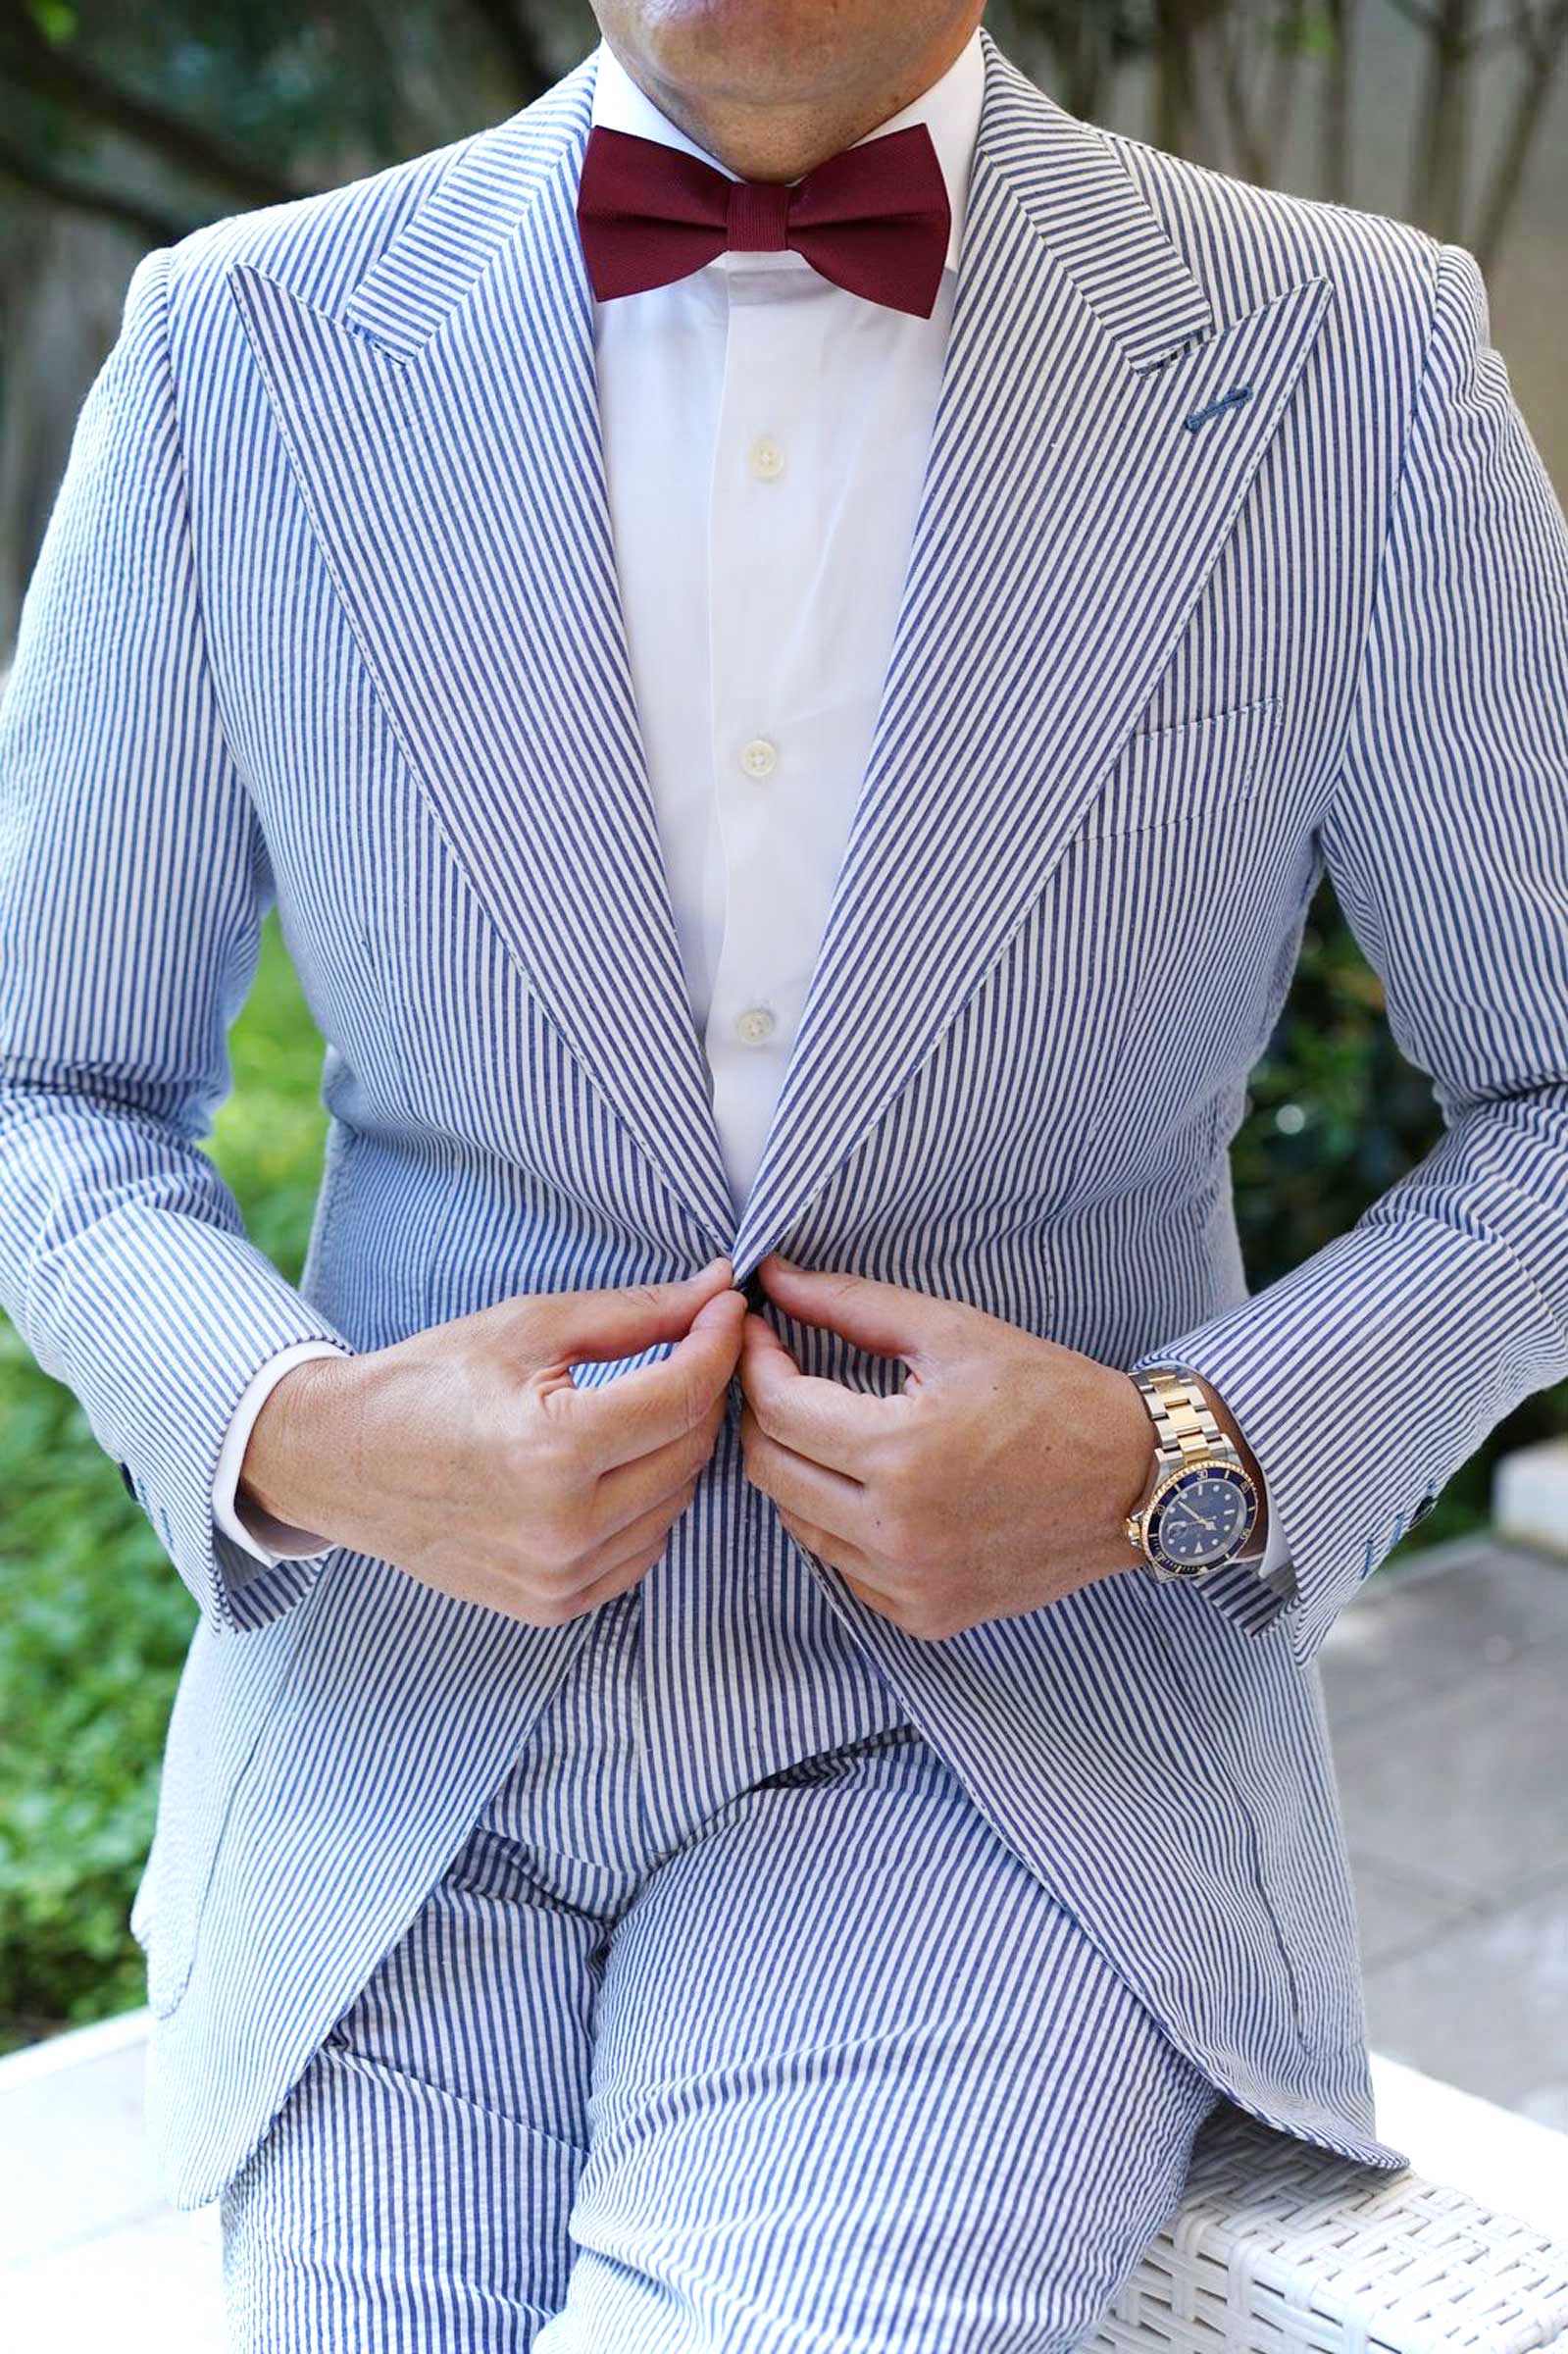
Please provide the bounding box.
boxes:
[1134,1365,1232,1474]
[1128,1363,1265,1576]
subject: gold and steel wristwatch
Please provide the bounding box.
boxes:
[1124,1364,1262,1582]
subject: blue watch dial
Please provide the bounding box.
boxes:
[1149,1463,1256,1568]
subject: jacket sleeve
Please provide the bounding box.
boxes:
[0,242,357,1638]
[1129,235,1568,1668]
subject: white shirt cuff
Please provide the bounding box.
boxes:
[213,1340,351,1568]
[1246,1474,1291,1577]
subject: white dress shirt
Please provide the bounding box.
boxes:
[213,28,1288,1589]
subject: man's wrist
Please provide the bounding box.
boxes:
[237,1351,361,1541]
[1121,1366,1271,1561]
[1108,1371,1160,1568]
[1186,1371,1270,1557]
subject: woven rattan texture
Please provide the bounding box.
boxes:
[1083,2101,1568,2354]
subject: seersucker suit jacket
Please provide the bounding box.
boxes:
[1,22,1565,2211]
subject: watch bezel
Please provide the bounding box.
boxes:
[1140,1458,1260,1580]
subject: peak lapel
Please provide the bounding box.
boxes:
[727,27,1335,1283]
[227,29,1334,1280]
[228,57,738,1253]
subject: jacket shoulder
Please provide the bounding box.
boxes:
[156,52,595,328]
[156,125,480,325]
[1098,124,1443,327]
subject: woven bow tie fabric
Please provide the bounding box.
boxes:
[576,121,951,319]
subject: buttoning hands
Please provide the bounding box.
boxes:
[736,1253,1165,1640]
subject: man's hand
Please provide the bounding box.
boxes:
[736,1254,1263,1640]
[237,1256,745,1625]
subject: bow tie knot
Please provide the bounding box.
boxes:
[576,120,951,318]
[725,177,793,253]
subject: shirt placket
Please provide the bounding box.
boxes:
[704,261,825,1218]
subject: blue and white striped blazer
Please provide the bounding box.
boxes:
[2,24,1565,2210]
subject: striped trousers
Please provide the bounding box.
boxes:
[220,1577,1225,2350]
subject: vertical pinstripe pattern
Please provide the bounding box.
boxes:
[1,21,1563,2216]
[220,1590,1221,2351]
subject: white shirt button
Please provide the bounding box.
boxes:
[740,737,778,779]
[735,1006,776,1046]
[748,435,786,483]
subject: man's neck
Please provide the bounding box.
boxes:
[597,11,982,183]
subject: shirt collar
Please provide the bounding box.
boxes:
[586,28,985,278]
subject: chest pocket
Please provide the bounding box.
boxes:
[1079,693,1283,841]
[1043,693,1292,1198]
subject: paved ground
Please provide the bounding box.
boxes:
[1318,1531,1568,2130]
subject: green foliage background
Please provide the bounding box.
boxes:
[3,866,1563,2053]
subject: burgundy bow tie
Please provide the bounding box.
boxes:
[576,120,951,320]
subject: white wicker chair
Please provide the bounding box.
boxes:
[1087,2100,1568,2354]
[5,2019,1568,2347]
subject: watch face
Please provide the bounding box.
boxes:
[1150,1463,1256,1569]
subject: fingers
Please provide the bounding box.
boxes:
[531,1256,734,1369]
[571,1283,746,1472]
[532,1477,704,1623]
[592,1482,700,1587]
[591,1383,728,1542]
[737,1310,890,1478]
[753,1254,955,1365]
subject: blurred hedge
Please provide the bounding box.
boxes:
[1,878,1563,2050]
